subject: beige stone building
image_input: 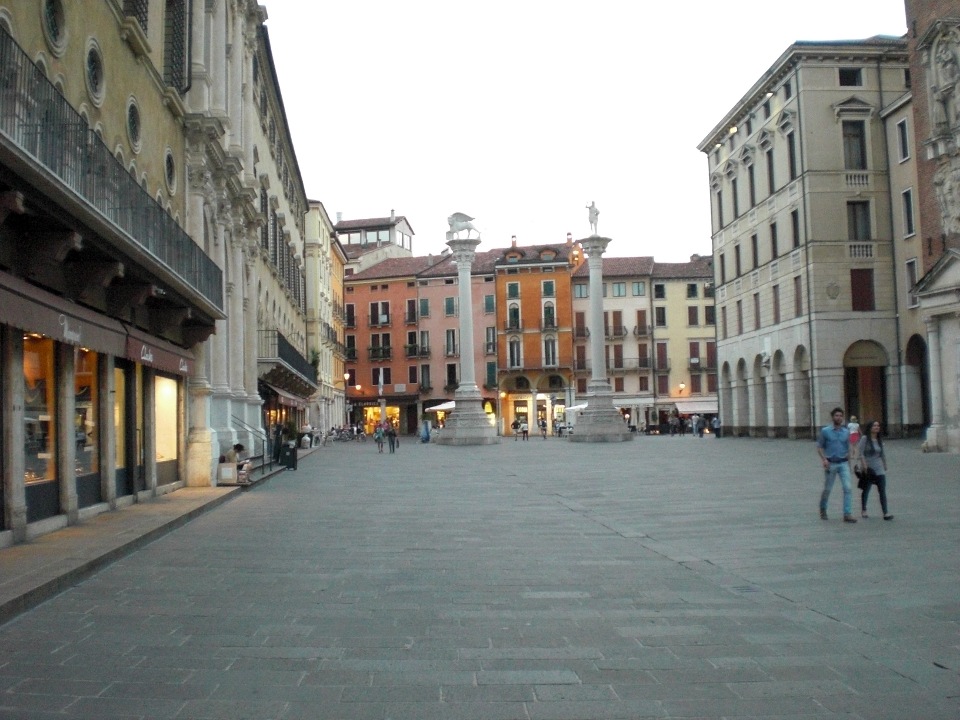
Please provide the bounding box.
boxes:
[0,1,222,543]
[699,37,913,438]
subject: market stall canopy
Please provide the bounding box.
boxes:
[425,400,456,412]
[674,400,719,414]
[566,404,589,412]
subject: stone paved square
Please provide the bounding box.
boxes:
[0,436,957,719]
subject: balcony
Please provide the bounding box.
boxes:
[574,327,589,339]
[404,312,418,324]
[258,329,318,394]
[540,318,557,331]
[368,346,392,361]
[605,325,628,339]
[345,347,357,361]
[633,324,651,337]
[369,314,392,327]
[689,357,703,370]
[485,342,497,355]
[444,345,459,358]
[0,29,224,327]
[404,344,420,358]
[418,345,432,358]
[504,319,523,332]
[344,317,357,329]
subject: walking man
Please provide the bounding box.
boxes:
[816,407,857,523]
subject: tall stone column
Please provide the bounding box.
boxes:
[436,235,498,445]
[570,236,631,442]
[924,315,944,450]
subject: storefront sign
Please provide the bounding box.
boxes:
[125,330,194,376]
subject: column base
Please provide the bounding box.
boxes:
[569,392,632,443]
[435,388,499,446]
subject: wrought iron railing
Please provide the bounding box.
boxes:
[259,329,317,384]
[0,27,222,311]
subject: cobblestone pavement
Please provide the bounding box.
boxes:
[0,435,957,719]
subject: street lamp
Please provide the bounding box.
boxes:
[678,382,686,395]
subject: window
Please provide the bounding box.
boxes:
[420,364,431,389]
[484,294,495,313]
[372,367,392,386]
[577,378,588,394]
[736,300,744,335]
[791,209,801,248]
[542,280,555,297]
[783,81,792,99]
[632,281,645,296]
[690,374,702,394]
[794,275,803,317]
[719,253,726,284]
[406,298,417,323]
[508,337,522,368]
[704,283,714,298]
[345,303,356,328]
[731,178,740,218]
[686,283,698,299]
[369,301,389,326]
[763,99,771,119]
[408,365,418,384]
[902,189,916,237]
[507,303,521,330]
[787,132,797,180]
[485,326,497,354]
[734,245,742,276]
[507,282,520,299]
[542,302,556,329]
[446,363,458,388]
[706,341,717,369]
[842,121,867,170]
[419,330,430,353]
[707,373,718,393]
[444,296,457,316]
[345,335,356,360]
[897,119,910,161]
[847,201,871,241]
[486,362,497,388]
[705,306,716,325]
[687,306,699,326]
[721,306,728,339]
[574,283,588,298]
[747,165,756,207]
[654,284,665,299]
[766,148,775,195]
[611,282,626,297]
[657,374,669,395]
[770,222,779,258]
[543,337,557,366]
[636,309,647,333]
[753,293,761,330]
[445,329,458,355]
[905,258,919,308]
[655,307,667,327]
[638,376,649,392]
[613,377,624,392]
[716,189,724,227]
[751,234,759,269]
[772,284,781,325]
[419,298,430,318]
[851,269,875,311]
[839,67,862,86]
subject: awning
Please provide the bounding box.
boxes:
[425,400,456,412]
[674,400,719,414]
[263,383,308,410]
[566,404,589,412]
[124,325,195,376]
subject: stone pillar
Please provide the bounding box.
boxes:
[924,315,944,451]
[570,236,631,443]
[436,236,498,445]
[56,343,78,523]
[2,327,27,540]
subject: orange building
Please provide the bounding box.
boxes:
[495,236,585,434]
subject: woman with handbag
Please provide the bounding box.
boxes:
[857,420,893,520]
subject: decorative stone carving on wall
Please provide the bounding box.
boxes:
[925,23,960,236]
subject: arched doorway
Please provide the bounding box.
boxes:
[793,346,812,438]
[770,350,788,438]
[751,354,768,437]
[904,334,929,435]
[735,358,749,435]
[843,341,889,431]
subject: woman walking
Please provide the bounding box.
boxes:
[857,420,893,520]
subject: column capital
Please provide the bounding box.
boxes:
[446,237,481,266]
[578,235,612,258]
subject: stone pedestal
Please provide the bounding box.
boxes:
[435,387,500,446]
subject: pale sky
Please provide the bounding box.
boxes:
[265,1,907,262]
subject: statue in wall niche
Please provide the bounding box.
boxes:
[933,162,960,235]
[936,37,960,88]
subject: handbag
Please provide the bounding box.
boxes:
[854,466,868,490]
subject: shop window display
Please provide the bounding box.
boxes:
[75,349,98,477]
[23,335,56,484]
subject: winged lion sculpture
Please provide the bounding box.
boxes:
[447,212,480,239]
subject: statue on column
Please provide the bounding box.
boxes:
[447,212,479,239]
[586,201,599,236]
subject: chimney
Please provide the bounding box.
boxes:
[566,232,572,248]
[336,211,342,224]
[511,235,517,248]
[390,208,395,222]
